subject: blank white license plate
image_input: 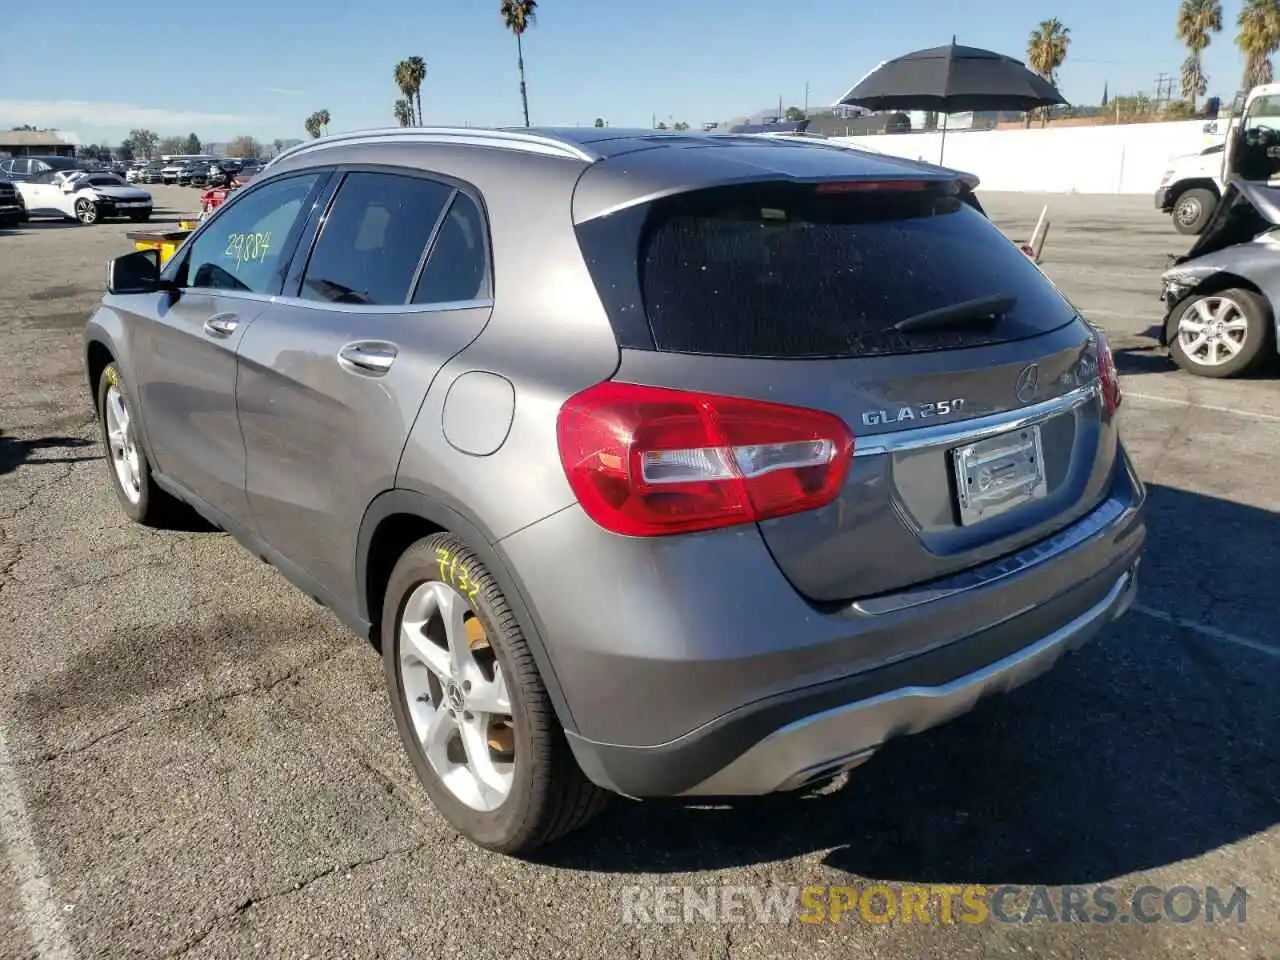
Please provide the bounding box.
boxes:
[951,424,1048,526]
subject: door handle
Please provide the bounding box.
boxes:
[337,340,398,376]
[203,313,239,337]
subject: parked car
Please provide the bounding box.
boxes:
[187,163,212,188]
[208,159,240,187]
[85,127,1145,854]
[136,162,166,184]
[160,160,188,184]
[1159,178,1280,377]
[17,170,152,224]
[0,179,26,226]
[0,154,85,181]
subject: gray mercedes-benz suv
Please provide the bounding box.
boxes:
[84,127,1145,854]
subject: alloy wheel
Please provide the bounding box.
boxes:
[398,580,515,812]
[1177,296,1249,367]
[104,384,142,503]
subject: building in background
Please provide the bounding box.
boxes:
[0,129,80,158]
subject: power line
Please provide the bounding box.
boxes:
[1154,72,1176,107]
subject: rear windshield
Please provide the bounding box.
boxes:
[605,182,1078,358]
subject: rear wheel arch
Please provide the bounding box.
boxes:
[355,489,579,734]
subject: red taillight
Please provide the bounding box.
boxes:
[814,180,932,193]
[1095,329,1122,414]
[556,382,855,536]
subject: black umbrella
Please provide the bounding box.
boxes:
[838,39,1067,162]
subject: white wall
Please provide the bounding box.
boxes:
[833,121,1222,194]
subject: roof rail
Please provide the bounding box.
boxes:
[263,127,597,171]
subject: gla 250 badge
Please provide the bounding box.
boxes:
[862,398,966,427]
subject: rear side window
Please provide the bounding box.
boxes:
[593,182,1078,358]
[412,192,490,304]
[300,171,453,305]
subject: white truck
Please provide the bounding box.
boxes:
[1157,83,1280,234]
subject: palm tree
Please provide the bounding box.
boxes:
[304,114,321,138]
[1177,0,1223,111]
[394,99,414,127]
[1237,0,1280,88]
[317,109,330,136]
[406,56,426,126]
[394,58,427,125]
[1026,19,1071,127]
[499,0,537,127]
[394,60,416,124]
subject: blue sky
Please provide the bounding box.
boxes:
[0,0,1257,146]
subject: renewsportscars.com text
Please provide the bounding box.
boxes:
[619,884,1248,926]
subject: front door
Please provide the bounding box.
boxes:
[235,169,494,602]
[129,170,330,525]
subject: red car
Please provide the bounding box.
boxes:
[197,172,257,220]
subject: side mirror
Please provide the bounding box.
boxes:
[106,249,164,294]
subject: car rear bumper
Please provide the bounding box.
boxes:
[675,561,1137,795]
[503,446,1146,799]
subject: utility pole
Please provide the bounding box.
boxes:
[804,81,810,116]
[1154,72,1174,109]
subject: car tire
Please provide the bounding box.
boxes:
[95,361,189,525]
[1171,187,1216,235]
[74,198,98,225]
[382,533,609,854]
[1168,288,1274,378]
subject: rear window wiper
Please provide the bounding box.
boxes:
[893,294,1017,333]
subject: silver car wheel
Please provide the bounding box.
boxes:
[1174,195,1202,227]
[75,198,97,224]
[104,384,142,503]
[399,580,515,812]
[1177,296,1249,367]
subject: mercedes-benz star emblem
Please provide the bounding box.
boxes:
[1015,363,1040,404]
[446,681,465,713]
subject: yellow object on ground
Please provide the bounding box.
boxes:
[126,228,193,268]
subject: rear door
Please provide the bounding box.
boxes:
[235,167,494,600]
[18,170,64,215]
[128,170,330,523]
[579,176,1117,602]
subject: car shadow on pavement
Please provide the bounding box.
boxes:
[1116,325,1280,379]
[0,433,98,475]
[537,483,1279,886]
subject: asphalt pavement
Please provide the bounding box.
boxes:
[0,186,1276,960]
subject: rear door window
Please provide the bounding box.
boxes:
[298,171,453,305]
[631,182,1078,358]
